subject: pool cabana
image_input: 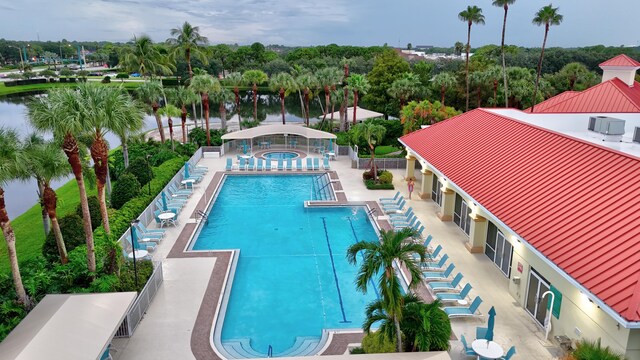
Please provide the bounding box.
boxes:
[221,124,337,154]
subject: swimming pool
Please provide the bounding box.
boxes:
[191,175,379,358]
[263,151,299,160]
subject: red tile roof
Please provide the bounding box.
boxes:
[599,54,640,67]
[530,78,640,113]
[400,109,640,322]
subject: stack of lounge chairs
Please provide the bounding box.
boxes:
[226,156,331,171]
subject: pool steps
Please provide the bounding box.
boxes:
[222,336,321,358]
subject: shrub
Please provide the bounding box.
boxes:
[124,157,154,186]
[362,332,396,354]
[110,173,141,209]
[188,128,225,146]
[116,72,129,81]
[118,260,154,292]
[150,150,177,167]
[572,339,625,360]
[350,347,365,354]
[378,171,393,185]
[101,75,111,83]
[76,195,102,230]
[364,179,395,190]
[42,214,87,262]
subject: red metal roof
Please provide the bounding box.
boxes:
[531,78,640,113]
[599,54,640,67]
[400,109,640,322]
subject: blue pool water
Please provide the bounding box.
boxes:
[263,151,298,160]
[191,175,379,357]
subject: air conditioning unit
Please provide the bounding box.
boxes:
[588,116,625,141]
[634,127,640,144]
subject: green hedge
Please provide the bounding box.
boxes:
[364,180,395,190]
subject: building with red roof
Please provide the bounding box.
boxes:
[399,55,640,359]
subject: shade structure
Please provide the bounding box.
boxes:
[0,292,137,360]
[328,138,334,151]
[184,162,191,179]
[131,224,141,250]
[221,124,336,140]
[319,106,384,122]
[486,306,496,341]
[161,192,168,212]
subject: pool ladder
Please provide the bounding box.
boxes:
[267,345,273,358]
[196,210,208,223]
[366,208,377,216]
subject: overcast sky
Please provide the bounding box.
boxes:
[1,0,638,48]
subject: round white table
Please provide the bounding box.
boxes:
[472,339,503,360]
[457,299,468,306]
[181,179,195,189]
[158,212,177,227]
[128,249,148,260]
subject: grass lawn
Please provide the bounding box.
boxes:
[375,145,401,156]
[0,81,142,97]
[0,179,96,273]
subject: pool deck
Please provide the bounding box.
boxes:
[111,152,558,360]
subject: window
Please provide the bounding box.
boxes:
[431,174,442,207]
[485,222,513,277]
[453,195,471,235]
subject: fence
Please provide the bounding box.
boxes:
[349,145,418,170]
[114,261,164,338]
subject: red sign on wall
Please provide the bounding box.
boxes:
[517,262,523,273]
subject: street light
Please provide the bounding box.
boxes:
[145,155,152,196]
[130,219,140,290]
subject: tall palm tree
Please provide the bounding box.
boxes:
[29,88,97,273]
[24,141,71,264]
[352,122,386,181]
[225,72,245,130]
[431,72,457,106]
[347,228,426,352]
[269,72,297,125]
[458,5,486,111]
[166,21,209,80]
[22,133,48,236]
[329,88,343,130]
[159,104,181,150]
[191,74,221,145]
[388,73,421,109]
[296,73,318,126]
[136,81,166,143]
[0,128,30,307]
[167,86,198,143]
[347,74,370,126]
[242,70,269,122]
[316,67,342,123]
[493,0,516,107]
[340,60,352,131]
[531,4,563,112]
[363,293,423,343]
[209,88,234,131]
[469,70,487,108]
[119,35,173,78]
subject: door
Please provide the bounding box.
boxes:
[485,225,513,277]
[459,200,471,235]
[525,269,550,326]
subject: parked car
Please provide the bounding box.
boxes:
[130,73,140,77]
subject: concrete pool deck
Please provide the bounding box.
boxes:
[111,152,559,360]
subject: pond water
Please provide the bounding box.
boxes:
[0,92,324,219]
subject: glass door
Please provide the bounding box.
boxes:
[525,269,550,326]
[459,201,471,235]
[485,225,513,277]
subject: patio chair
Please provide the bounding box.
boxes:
[266,158,273,171]
[428,272,464,292]
[306,158,313,170]
[323,157,331,170]
[248,157,255,171]
[286,158,293,171]
[155,199,183,213]
[391,214,417,227]
[100,343,113,360]
[277,158,284,171]
[383,199,406,212]
[460,335,477,357]
[421,253,449,270]
[166,188,190,200]
[226,158,233,171]
[436,283,472,302]
[413,242,439,261]
[126,234,157,252]
[422,263,455,281]
[413,225,426,240]
[421,234,433,248]
[133,224,163,240]
[380,191,401,203]
[137,222,166,236]
[169,184,192,197]
[313,157,320,170]
[476,327,489,340]
[239,157,247,171]
[257,158,264,171]
[382,196,403,207]
[163,191,187,204]
[296,158,303,171]
[501,346,516,360]
[187,163,207,175]
[443,296,482,318]
[389,207,413,221]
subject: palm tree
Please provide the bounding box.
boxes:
[0,128,30,307]
[243,70,269,122]
[28,88,97,273]
[296,73,318,126]
[119,35,173,78]
[558,62,590,91]
[209,88,234,131]
[167,86,198,143]
[329,88,343,131]
[316,67,342,123]
[269,72,297,125]
[347,228,426,352]
[531,4,563,112]
[166,21,209,80]
[469,70,487,108]
[22,133,49,236]
[347,74,370,126]
[363,293,423,343]
[493,0,516,107]
[352,122,386,181]
[225,72,245,129]
[458,5,486,111]
[191,74,221,145]
[402,299,451,352]
[24,141,71,264]
[159,104,181,150]
[136,81,166,143]
[432,72,457,106]
[484,66,503,106]
[388,73,421,109]
[340,60,352,131]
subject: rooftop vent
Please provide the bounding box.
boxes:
[588,116,625,142]
[633,127,640,144]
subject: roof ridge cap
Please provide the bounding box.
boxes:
[530,90,584,112]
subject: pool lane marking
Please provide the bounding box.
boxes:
[347,216,381,300]
[321,217,350,324]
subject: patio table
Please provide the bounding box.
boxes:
[472,339,503,360]
[158,212,177,227]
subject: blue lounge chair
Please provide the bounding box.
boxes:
[306,158,313,170]
[133,225,163,241]
[383,199,406,212]
[393,218,418,231]
[186,162,207,175]
[286,158,293,171]
[422,263,455,281]
[155,199,183,213]
[476,327,488,340]
[296,158,303,171]
[137,222,166,235]
[380,191,401,203]
[422,234,433,248]
[239,157,247,171]
[428,272,464,292]
[166,188,190,200]
[168,184,192,197]
[313,157,320,170]
[248,157,255,170]
[426,244,443,261]
[501,346,516,360]
[389,207,413,220]
[391,214,417,227]
[100,344,113,360]
[382,196,403,207]
[323,157,330,170]
[436,283,472,302]
[443,296,482,318]
[226,158,233,171]
[277,158,284,171]
[413,225,426,240]
[126,234,156,252]
[460,335,477,357]
[422,253,449,270]
[256,158,264,171]
[266,158,273,171]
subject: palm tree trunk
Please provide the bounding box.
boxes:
[37,180,50,236]
[191,102,198,128]
[477,86,482,108]
[298,90,306,120]
[90,134,110,235]
[186,49,192,79]
[465,22,472,111]
[219,102,227,130]
[199,99,204,128]
[234,87,242,130]
[181,106,188,143]
[122,140,130,168]
[252,84,258,121]
[493,81,498,106]
[370,144,377,181]
[280,88,286,124]
[441,86,446,105]
[203,93,211,146]
[531,25,549,113]
[353,91,359,124]
[152,102,165,143]
[304,89,310,126]
[43,184,67,264]
[501,6,509,107]
[168,117,175,151]
[394,315,403,352]
[0,187,30,307]
[63,133,96,272]
[323,87,330,121]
